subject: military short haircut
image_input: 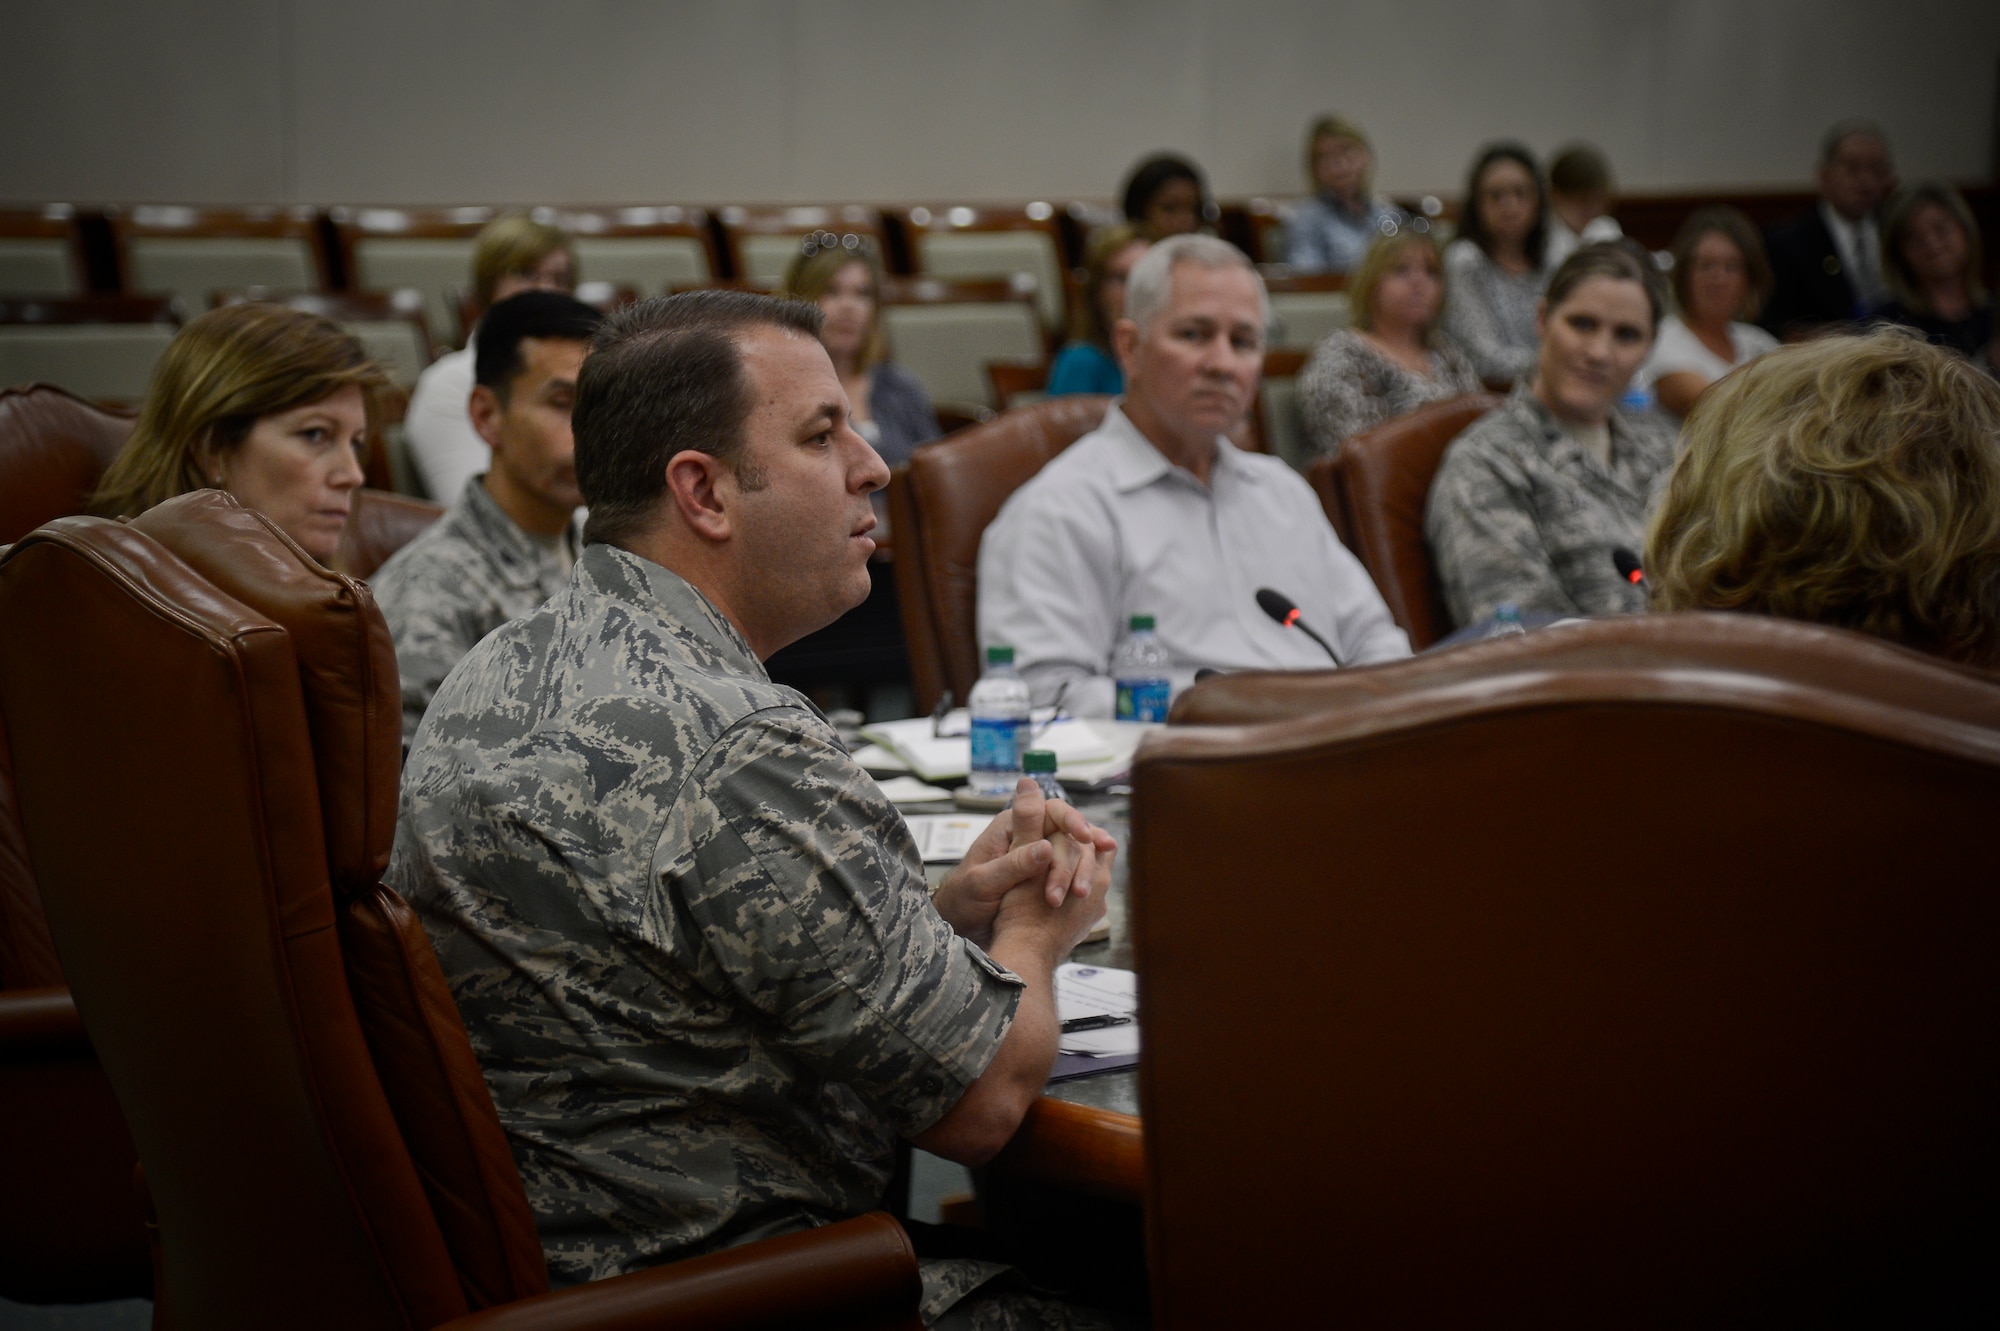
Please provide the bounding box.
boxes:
[572,290,823,548]
[473,291,605,401]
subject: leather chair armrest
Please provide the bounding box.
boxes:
[435,1211,924,1331]
[0,985,93,1058]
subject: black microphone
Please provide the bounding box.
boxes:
[1611,547,1646,589]
[1255,587,1343,667]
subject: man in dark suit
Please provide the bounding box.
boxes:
[1761,121,1897,340]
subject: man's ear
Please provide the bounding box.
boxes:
[468,384,506,451]
[664,449,733,542]
[1112,317,1140,377]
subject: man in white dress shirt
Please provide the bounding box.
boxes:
[978,235,1410,715]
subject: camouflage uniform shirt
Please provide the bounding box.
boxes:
[1425,386,1677,627]
[370,475,579,746]
[386,543,1023,1286]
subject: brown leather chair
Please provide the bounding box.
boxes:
[1169,610,2000,727]
[336,486,444,580]
[0,491,922,1329]
[1309,391,1500,650]
[1132,619,2000,1326]
[888,394,1110,713]
[0,383,137,544]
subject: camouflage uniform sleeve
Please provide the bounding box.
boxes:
[1426,427,1577,627]
[660,707,1022,1138]
[375,554,492,747]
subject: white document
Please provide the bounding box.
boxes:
[859,713,1148,785]
[1056,962,1140,1056]
[902,812,995,862]
[872,775,955,806]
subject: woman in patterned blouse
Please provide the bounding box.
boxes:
[1440,141,1555,385]
[1298,230,1481,459]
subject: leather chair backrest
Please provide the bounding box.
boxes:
[1314,392,1500,649]
[892,395,1110,712]
[335,487,444,581]
[0,511,545,1327]
[1169,611,2000,729]
[1132,635,2000,1326]
[0,383,136,545]
[0,707,62,989]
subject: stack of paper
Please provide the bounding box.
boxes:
[858,713,1155,787]
[1056,963,1139,1058]
[901,812,995,862]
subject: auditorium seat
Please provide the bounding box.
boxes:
[1134,614,2000,1324]
[0,297,182,409]
[546,206,717,295]
[986,360,1049,410]
[716,204,888,287]
[878,276,1046,412]
[0,383,136,544]
[897,203,1070,333]
[0,205,91,298]
[0,491,925,1330]
[331,206,496,348]
[216,288,437,389]
[1310,391,1501,648]
[335,487,444,581]
[1251,348,1310,470]
[888,394,1110,713]
[1260,270,1350,350]
[107,205,330,313]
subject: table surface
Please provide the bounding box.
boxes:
[917,790,1143,1201]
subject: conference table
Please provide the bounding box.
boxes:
[921,791,1146,1205]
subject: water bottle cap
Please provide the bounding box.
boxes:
[1022,749,1058,773]
[1494,603,1521,622]
[1129,614,1156,631]
[984,644,1015,665]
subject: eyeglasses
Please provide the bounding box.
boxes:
[800,231,872,258]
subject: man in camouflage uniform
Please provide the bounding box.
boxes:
[372,290,603,746]
[386,290,1115,1327]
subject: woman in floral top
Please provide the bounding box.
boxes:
[1298,230,1481,460]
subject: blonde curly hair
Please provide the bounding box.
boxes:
[1646,329,2000,666]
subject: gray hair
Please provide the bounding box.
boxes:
[1123,234,1270,336]
[1819,118,1889,166]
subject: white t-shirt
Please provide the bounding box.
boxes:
[1641,315,1779,413]
[403,339,486,506]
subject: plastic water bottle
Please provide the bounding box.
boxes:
[1491,603,1527,636]
[1023,749,1068,803]
[968,645,1031,795]
[1113,614,1171,722]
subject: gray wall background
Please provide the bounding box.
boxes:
[3,0,1994,207]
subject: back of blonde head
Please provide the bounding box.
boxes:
[92,303,386,520]
[1647,329,2000,666]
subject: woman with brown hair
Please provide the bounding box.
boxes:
[1298,229,1480,459]
[1427,240,1675,628]
[1647,329,2000,666]
[1047,223,1149,397]
[1643,206,1779,421]
[1440,142,1555,384]
[1873,182,1996,375]
[92,302,390,564]
[779,234,940,468]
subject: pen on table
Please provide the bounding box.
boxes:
[929,689,954,739]
[1031,679,1072,741]
[1059,1013,1134,1033]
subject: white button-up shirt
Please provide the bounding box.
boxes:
[977,403,1411,715]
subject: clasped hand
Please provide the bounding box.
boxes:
[932,778,1115,951]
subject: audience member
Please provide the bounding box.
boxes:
[404,214,577,505]
[1648,329,2000,666]
[370,292,604,747]
[1427,240,1675,627]
[1761,120,1897,339]
[1284,115,1406,274]
[1643,206,1779,420]
[90,302,388,565]
[1441,142,1555,385]
[1048,224,1149,396]
[389,290,1119,1324]
[1543,143,1626,269]
[980,236,1410,715]
[779,234,941,468]
[1120,153,1212,240]
[1872,182,1996,375]
[1297,230,1481,459]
